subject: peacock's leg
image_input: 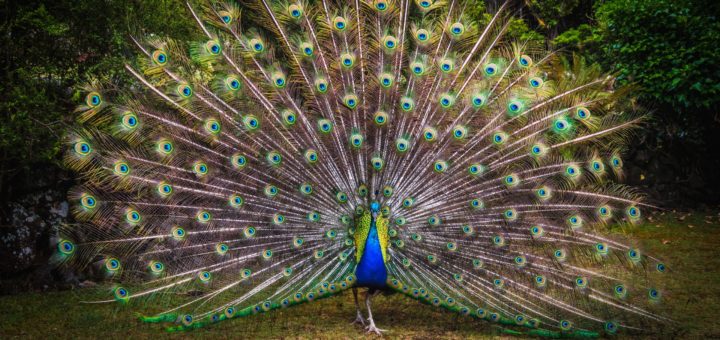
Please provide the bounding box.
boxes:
[365,290,386,335]
[351,288,366,326]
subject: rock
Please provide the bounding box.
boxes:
[0,188,69,283]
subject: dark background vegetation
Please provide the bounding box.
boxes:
[0,0,718,293]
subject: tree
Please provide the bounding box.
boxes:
[555,0,720,203]
[0,0,197,200]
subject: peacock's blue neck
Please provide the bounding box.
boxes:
[355,217,388,288]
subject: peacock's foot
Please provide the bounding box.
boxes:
[351,312,366,326]
[365,320,386,336]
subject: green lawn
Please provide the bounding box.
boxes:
[2,211,719,339]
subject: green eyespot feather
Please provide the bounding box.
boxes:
[423,126,437,142]
[86,91,102,107]
[288,4,303,18]
[333,16,347,31]
[400,96,415,112]
[341,93,358,109]
[374,111,388,126]
[120,111,139,130]
[249,38,264,53]
[152,50,168,65]
[281,109,297,126]
[382,35,398,50]
[318,118,333,133]
[371,155,384,171]
[378,73,393,88]
[74,140,92,156]
[396,137,410,152]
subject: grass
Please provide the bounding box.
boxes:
[1,211,719,339]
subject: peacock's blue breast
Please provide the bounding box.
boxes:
[355,220,388,288]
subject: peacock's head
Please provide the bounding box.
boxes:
[370,201,380,213]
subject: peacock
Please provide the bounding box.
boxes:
[57,0,672,337]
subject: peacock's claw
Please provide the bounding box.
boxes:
[351,313,366,326]
[365,322,386,336]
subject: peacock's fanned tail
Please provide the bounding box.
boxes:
[58,0,671,336]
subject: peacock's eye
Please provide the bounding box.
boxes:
[371,156,384,170]
[433,160,447,173]
[204,118,221,135]
[196,210,212,223]
[271,72,286,88]
[400,97,414,112]
[471,93,486,108]
[219,10,233,24]
[383,35,397,50]
[248,38,264,53]
[374,0,388,11]
[205,40,221,55]
[379,73,393,88]
[553,117,570,133]
[422,126,437,142]
[439,93,454,108]
[152,50,168,65]
[416,29,430,42]
[439,58,454,73]
[318,118,333,133]
[244,115,260,130]
[529,77,543,88]
[86,92,102,107]
[333,16,347,31]
[105,257,121,271]
[343,94,358,109]
[265,185,279,198]
[507,100,523,115]
[58,239,75,255]
[288,4,303,18]
[518,54,532,67]
[449,22,464,37]
[266,150,282,166]
[576,107,591,120]
[418,0,433,8]
[484,63,498,76]
[225,76,241,91]
[396,137,410,152]
[493,131,508,145]
[177,84,193,98]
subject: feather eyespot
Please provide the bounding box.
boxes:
[58,239,75,255]
[333,16,347,31]
[400,97,414,112]
[86,92,102,107]
[152,50,167,65]
[288,4,303,18]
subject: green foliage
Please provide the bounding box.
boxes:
[0,0,196,196]
[553,24,601,54]
[526,0,581,30]
[465,1,543,42]
[553,0,720,112]
[505,17,544,42]
[593,0,720,110]
[551,0,720,201]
